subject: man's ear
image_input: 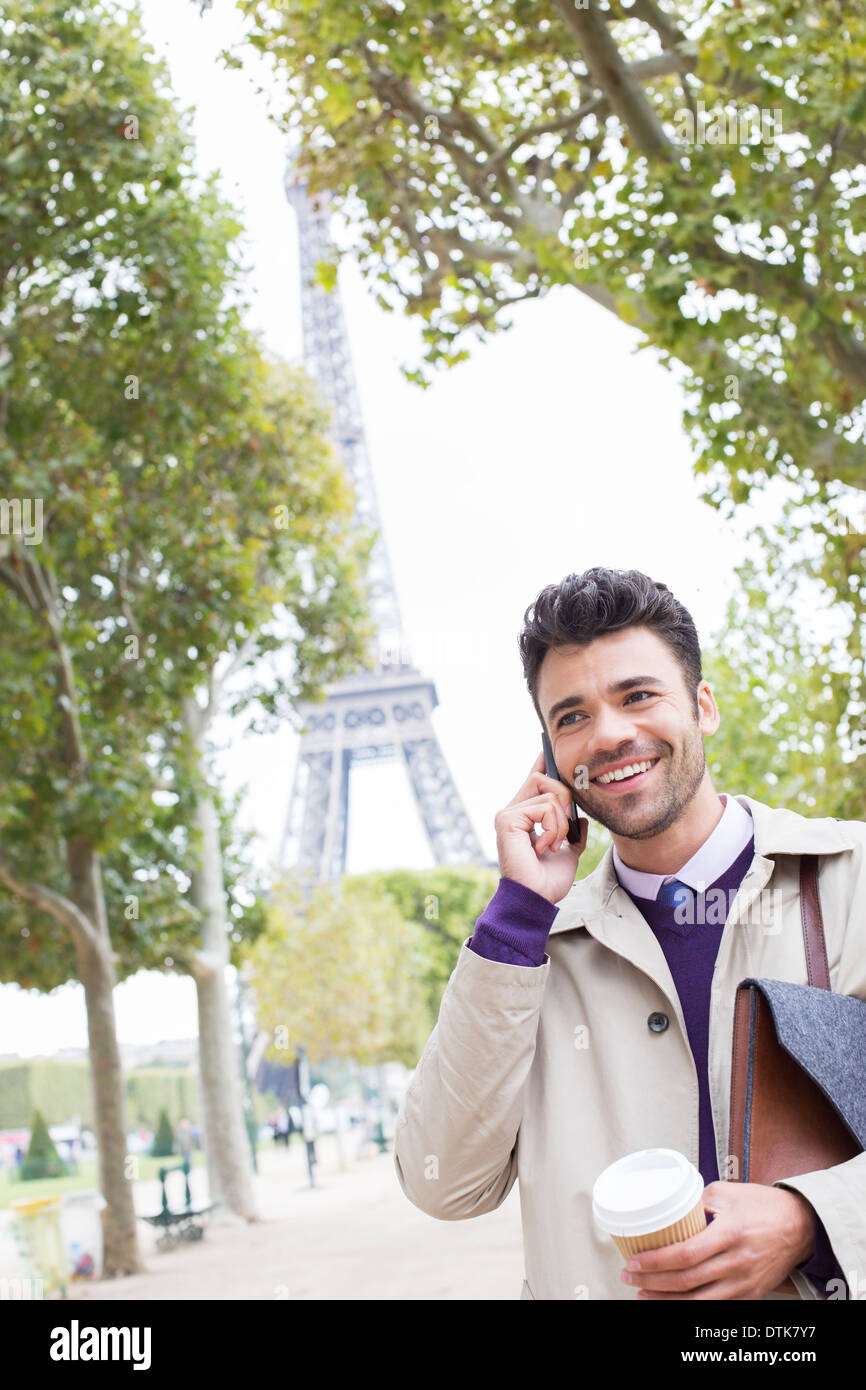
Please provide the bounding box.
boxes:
[696,680,720,736]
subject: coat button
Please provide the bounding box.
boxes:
[648,1011,669,1033]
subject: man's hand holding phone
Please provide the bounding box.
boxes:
[494,750,589,904]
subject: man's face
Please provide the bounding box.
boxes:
[536,626,718,841]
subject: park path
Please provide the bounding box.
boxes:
[66,1132,525,1300]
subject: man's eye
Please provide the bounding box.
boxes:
[559,692,655,727]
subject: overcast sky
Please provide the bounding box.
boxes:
[2,0,752,1057]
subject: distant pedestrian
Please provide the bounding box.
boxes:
[301,1102,318,1183]
[271,1106,292,1146]
[175,1117,194,1159]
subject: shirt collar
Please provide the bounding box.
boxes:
[551,794,857,935]
[611,793,754,900]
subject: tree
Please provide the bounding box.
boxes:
[0,0,261,1275]
[244,855,613,1077]
[0,0,374,1272]
[20,1109,65,1181]
[111,347,376,1218]
[703,551,865,822]
[151,1109,175,1160]
[0,328,374,1250]
[229,0,866,760]
[355,865,499,1038]
[246,872,428,1070]
[231,0,865,487]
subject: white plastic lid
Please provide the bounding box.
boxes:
[60,1190,107,1209]
[592,1148,703,1237]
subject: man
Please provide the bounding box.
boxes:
[393,567,866,1300]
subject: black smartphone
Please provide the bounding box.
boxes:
[541,730,586,846]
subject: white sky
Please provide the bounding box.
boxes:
[2,0,750,1056]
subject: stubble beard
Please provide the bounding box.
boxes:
[573,722,707,841]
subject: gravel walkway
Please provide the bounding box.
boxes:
[64,1133,524,1301]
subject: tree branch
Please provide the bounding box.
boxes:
[213,629,260,695]
[182,691,208,742]
[494,95,607,165]
[0,545,44,611]
[628,0,691,56]
[0,846,100,953]
[551,0,675,159]
[619,0,759,107]
[115,550,144,647]
[687,237,866,391]
[363,58,525,210]
[16,553,94,780]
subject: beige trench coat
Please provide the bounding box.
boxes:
[394,794,866,1300]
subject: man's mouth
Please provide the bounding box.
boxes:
[590,757,660,792]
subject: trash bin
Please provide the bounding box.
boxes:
[0,1208,38,1291]
[9,1195,67,1297]
[60,1190,107,1279]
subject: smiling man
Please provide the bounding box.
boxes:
[394,567,866,1301]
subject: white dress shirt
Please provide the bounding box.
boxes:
[612,792,754,901]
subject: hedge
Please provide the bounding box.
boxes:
[0,1061,199,1131]
[0,1059,282,1132]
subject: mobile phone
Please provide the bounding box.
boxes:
[541,730,586,846]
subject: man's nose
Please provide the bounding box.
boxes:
[585,704,641,760]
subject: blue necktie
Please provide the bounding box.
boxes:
[656,878,693,910]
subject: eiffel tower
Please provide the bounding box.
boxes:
[280,166,489,882]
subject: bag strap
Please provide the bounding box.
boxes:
[799,854,831,990]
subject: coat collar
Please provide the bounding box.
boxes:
[549,793,858,935]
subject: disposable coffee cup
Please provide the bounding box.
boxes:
[592,1148,706,1257]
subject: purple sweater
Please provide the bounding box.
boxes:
[468,852,843,1293]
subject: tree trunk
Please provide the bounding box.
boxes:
[189,790,259,1221]
[3,579,144,1275]
[68,836,144,1276]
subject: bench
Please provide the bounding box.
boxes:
[140,1157,218,1251]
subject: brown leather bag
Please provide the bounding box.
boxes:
[729,854,861,1294]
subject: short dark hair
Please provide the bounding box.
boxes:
[518,567,703,726]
